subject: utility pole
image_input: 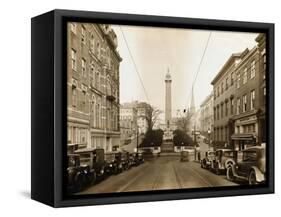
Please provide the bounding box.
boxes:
[136,127,139,153]
[193,124,197,160]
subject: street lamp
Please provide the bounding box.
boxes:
[208,129,211,150]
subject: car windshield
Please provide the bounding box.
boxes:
[105,154,115,161]
[68,156,79,167]
[224,151,235,157]
[243,151,258,161]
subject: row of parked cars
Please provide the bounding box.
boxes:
[67,148,144,193]
[200,146,266,185]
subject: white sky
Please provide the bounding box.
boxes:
[112,25,259,118]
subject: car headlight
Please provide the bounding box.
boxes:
[109,164,112,167]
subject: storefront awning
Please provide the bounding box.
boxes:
[231,134,255,141]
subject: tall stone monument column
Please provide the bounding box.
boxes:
[162,68,174,152]
[165,68,172,127]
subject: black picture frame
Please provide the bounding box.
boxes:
[31,9,274,207]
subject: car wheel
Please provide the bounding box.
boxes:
[249,170,258,185]
[215,164,220,175]
[90,172,97,185]
[226,167,236,181]
[76,175,84,192]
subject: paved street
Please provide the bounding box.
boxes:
[78,156,237,195]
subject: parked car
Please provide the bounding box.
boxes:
[104,151,123,175]
[211,149,237,174]
[121,151,131,170]
[67,154,90,193]
[130,152,144,166]
[226,146,266,185]
[74,148,106,184]
[201,150,215,169]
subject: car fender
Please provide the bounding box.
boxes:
[224,159,235,169]
[250,166,265,183]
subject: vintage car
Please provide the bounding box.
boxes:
[74,148,107,184]
[180,147,195,162]
[67,154,90,193]
[121,151,131,170]
[226,146,266,185]
[130,152,144,166]
[200,150,215,169]
[104,151,123,175]
[211,149,237,174]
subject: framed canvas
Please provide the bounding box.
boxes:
[31,9,274,207]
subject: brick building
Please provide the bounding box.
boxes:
[231,33,266,150]
[120,103,138,146]
[67,22,122,152]
[211,52,243,149]
[199,92,214,138]
[211,33,266,150]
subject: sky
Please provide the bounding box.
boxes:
[112,25,259,118]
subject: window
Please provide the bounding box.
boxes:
[97,42,100,57]
[96,71,100,90]
[81,25,86,44]
[263,54,266,71]
[90,64,95,87]
[250,60,256,79]
[231,72,234,85]
[250,90,255,110]
[243,151,257,162]
[243,94,247,112]
[70,23,76,33]
[82,58,86,77]
[82,90,86,112]
[221,82,224,94]
[237,73,240,88]
[243,68,247,84]
[225,101,229,116]
[91,95,96,127]
[217,87,219,97]
[71,49,77,70]
[214,107,216,120]
[72,87,77,108]
[230,98,234,115]
[217,105,220,120]
[221,103,224,119]
[236,98,240,115]
[90,35,95,52]
[225,77,229,90]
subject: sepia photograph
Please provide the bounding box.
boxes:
[66,22,267,195]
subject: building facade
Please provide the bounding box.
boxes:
[67,22,122,153]
[231,34,266,150]
[211,33,266,150]
[199,92,214,138]
[120,103,138,146]
[211,52,243,149]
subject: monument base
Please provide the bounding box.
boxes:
[161,127,174,152]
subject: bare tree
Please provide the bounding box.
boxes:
[146,106,163,131]
[175,109,191,133]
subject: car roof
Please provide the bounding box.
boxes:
[67,154,79,157]
[243,146,264,152]
[216,149,233,151]
[74,148,104,154]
